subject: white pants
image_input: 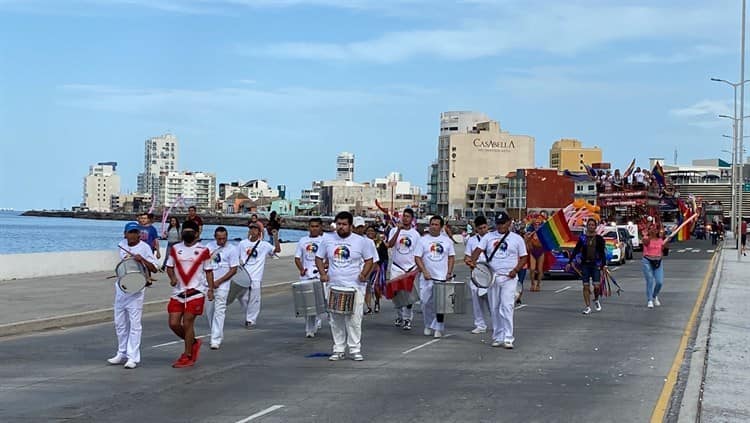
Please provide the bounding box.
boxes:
[328,286,365,354]
[470,284,490,330]
[226,281,261,324]
[113,289,145,363]
[488,277,518,343]
[420,278,445,332]
[205,286,229,345]
[391,266,415,321]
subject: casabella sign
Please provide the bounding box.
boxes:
[472,138,516,150]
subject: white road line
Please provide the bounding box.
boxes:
[235,405,285,423]
[554,286,571,294]
[692,250,701,253]
[678,250,687,253]
[151,334,209,349]
[515,304,527,310]
[707,250,714,253]
[402,334,453,355]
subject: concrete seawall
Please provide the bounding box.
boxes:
[0,242,299,281]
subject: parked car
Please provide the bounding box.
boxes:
[617,223,640,251]
[601,228,626,266]
[617,227,634,260]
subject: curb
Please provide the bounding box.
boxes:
[0,281,296,338]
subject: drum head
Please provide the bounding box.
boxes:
[117,272,147,294]
[471,263,494,289]
[233,267,252,288]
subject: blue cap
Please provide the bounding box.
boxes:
[124,222,140,232]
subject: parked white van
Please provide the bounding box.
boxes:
[618,223,641,251]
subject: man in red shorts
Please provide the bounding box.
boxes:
[165,220,215,368]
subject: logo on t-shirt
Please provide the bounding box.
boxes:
[332,245,351,266]
[246,247,259,259]
[396,236,413,254]
[304,242,318,260]
[213,253,222,264]
[492,239,509,254]
[427,242,445,261]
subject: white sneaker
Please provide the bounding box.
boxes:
[647,300,654,309]
[491,340,502,347]
[305,332,314,338]
[328,352,345,361]
[351,353,364,361]
[123,360,137,369]
[423,328,433,336]
[582,306,592,315]
[210,344,220,350]
[594,300,602,312]
[503,341,514,349]
[654,297,661,307]
[433,330,443,338]
[107,354,125,365]
[471,327,487,334]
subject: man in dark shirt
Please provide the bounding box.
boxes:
[185,206,204,239]
[567,218,607,315]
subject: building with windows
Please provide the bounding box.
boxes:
[431,111,535,218]
[465,176,509,220]
[157,171,216,211]
[83,162,120,212]
[549,138,602,171]
[505,169,574,219]
[137,134,178,200]
[336,152,355,182]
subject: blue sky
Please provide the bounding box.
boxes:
[0,0,744,210]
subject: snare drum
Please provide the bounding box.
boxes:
[385,271,419,308]
[232,266,252,288]
[433,280,467,314]
[327,286,356,315]
[291,279,326,317]
[115,258,148,295]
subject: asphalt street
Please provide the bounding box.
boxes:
[0,240,716,423]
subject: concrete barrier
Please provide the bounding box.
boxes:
[0,242,299,281]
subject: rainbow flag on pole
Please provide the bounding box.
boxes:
[537,209,576,251]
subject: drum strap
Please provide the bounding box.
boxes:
[242,240,261,266]
[393,262,416,273]
[486,232,510,262]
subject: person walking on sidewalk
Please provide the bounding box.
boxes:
[741,219,747,256]
[161,216,181,270]
[204,227,239,349]
[109,222,159,369]
[567,218,607,315]
[165,220,215,368]
[641,224,667,309]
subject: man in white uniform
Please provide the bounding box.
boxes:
[353,216,379,315]
[166,219,215,368]
[469,212,528,349]
[235,222,281,329]
[204,226,239,349]
[109,222,159,369]
[414,215,456,338]
[464,215,491,334]
[316,211,374,361]
[386,207,420,330]
[295,217,326,338]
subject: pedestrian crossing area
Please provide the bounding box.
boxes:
[674,248,713,254]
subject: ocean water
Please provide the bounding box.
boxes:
[0,212,306,255]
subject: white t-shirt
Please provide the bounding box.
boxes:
[634,171,645,184]
[477,230,528,280]
[238,238,275,284]
[117,240,159,295]
[415,234,456,281]
[165,241,213,296]
[205,241,240,291]
[465,234,487,263]
[316,232,374,291]
[295,235,324,280]
[389,227,420,273]
[366,237,380,264]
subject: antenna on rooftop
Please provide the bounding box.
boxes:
[674,147,678,165]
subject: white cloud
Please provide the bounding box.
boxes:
[625,45,731,64]
[670,100,732,118]
[242,3,732,63]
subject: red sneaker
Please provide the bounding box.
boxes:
[172,354,194,368]
[191,338,202,363]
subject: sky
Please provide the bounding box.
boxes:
[0,0,746,210]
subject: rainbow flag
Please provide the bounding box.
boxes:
[676,199,695,241]
[622,158,636,179]
[537,209,576,251]
[652,162,666,187]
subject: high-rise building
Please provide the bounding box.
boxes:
[549,138,602,171]
[137,134,179,200]
[336,152,355,182]
[157,171,216,211]
[83,162,121,212]
[432,112,535,218]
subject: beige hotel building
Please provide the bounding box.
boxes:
[434,111,535,218]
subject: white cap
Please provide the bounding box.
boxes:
[353,216,366,227]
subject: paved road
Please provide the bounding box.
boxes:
[0,240,716,423]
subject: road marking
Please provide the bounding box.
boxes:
[235,405,285,423]
[515,304,527,310]
[678,249,687,253]
[554,286,571,294]
[707,250,714,253]
[402,334,453,355]
[650,249,719,422]
[151,334,208,349]
[692,250,701,253]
